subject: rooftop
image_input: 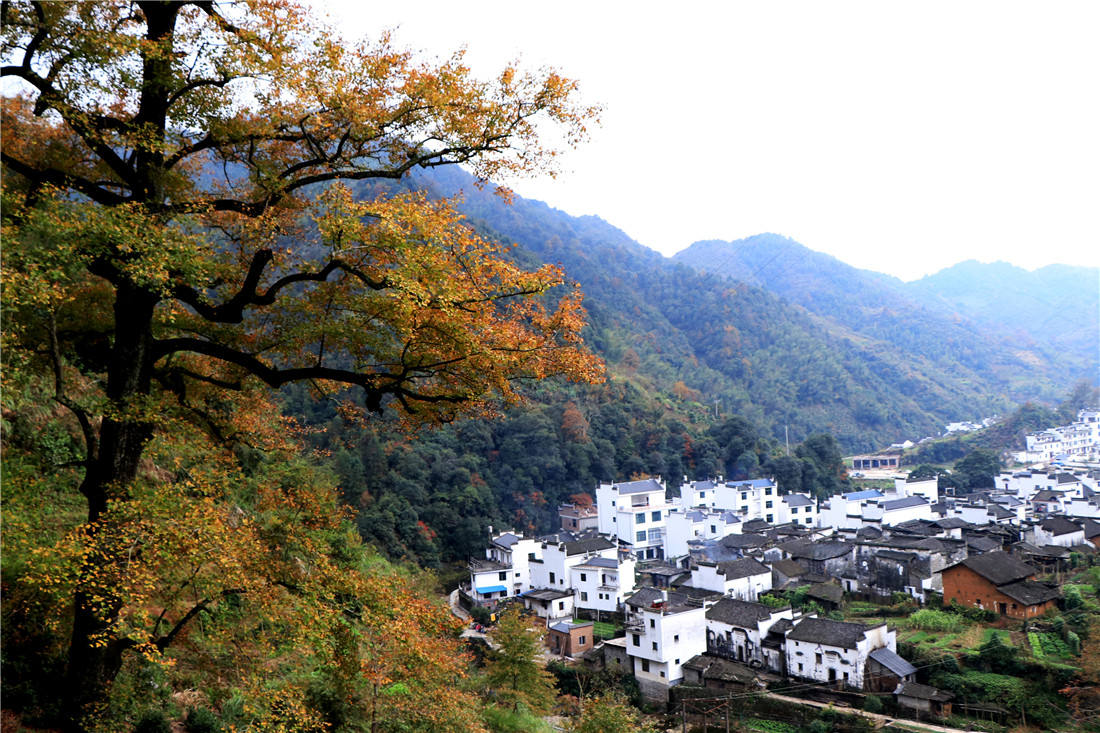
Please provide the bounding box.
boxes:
[869,646,917,678]
[787,617,869,649]
[611,478,665,495]
[706,598,777,627]
[715,557,771,579]
[951,550,1035,586]
[883,496,929,511]
[1039,516,1083,536]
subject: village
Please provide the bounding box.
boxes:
[459,416,1100,730]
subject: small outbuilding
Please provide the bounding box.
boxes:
[547,620,594,658]
[894,681,953,718]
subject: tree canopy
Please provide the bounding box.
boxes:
[2,1,600,727]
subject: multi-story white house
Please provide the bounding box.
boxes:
[624,589,709,700]
[1016,409,1100,463]
[468,531,543,606]
[784,617,896,689]
[596,478,672,560]
[894,476,939,504]
[676,477,817,527]
[783,493,818,527]
[529,536,618,592]
[690,558,772,601]
[570,554,636,615]
[665,508,742,558]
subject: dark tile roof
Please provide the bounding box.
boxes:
[716,557,771,579]
[987,505,1014,520]
[770,559,807,577]
[523,588,573,601]
[563,537,616,556]
[492,532,522,548]
[896,681,953,702]
[783,494,814,507]
[575,557,618,569]
[706,598,775,627]
[869,647,916,678]
[1033,490,1065,502]
[625,586,664,608]
[805,583,843,605]
[780,539,852,561]
[965,536,1002,553]
[997,580,1060,605]
[787,617,868,649]
[1082,519,1100,539]
[883,496,929,511]
[951,550,1035,586]
[1039,516,1083,536]
[721,533,771,549]
[612,478,665,495]
[742,518,772,533]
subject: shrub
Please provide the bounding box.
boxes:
[862,695,884,714]
[133,711,171,733]
[909,609,966,632]
[184,707,221,733]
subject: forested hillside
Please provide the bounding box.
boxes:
[674,235,1095,396]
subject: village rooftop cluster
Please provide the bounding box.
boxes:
[462,457,1100,712]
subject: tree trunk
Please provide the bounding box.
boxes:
[63,282,158,730]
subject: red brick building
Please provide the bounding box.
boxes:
[941,551,1059,619]
[547,620,594,658]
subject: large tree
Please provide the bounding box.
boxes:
[1,0,600,727]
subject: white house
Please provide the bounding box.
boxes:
[529,536,618,592]
[819,489,884,530]
[895,476,939,504]
[1032,516,1085,547]
[597,478,671,560]
[521,588,574,625]
[783,493,818,527]
[784,617,896,689]
[690,558,772,601]
[570,554,636,615]
[624,589,709,701]
[877,496,933,526]
[665,508,742,558]
[468,531,543,606]
[705,598,794,672]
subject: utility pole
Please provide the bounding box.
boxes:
[785,425,790,457]
[714,398,720,420]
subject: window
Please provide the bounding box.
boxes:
[710,525,716,533]
[699,491,706,498]
[652,642,657,650]
[529,552,536,560]
[636,531,646,542]
[816,653,822,665]
[580,592,588,602]
[641,659,649,672]
[675,658,680,664]
[649,618,655,628]
[766,514,773,523]
[580,573,587,582]
[798,663,804,672]
[499,571,507,581]
[611,500,616,506]
[766,500,773,509]
[766,487,773,495]
[632,634,640,646]
[805,518,812,524]
[549,572,556,584]
[660,671,665,678]
[558,601,565,610]
[674,634,679,642]
[652,510,661,522]
[636,512,646,524]
[579,635,586,644]
[741,492,747,500]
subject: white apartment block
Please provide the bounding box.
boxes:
[1017,408,1100,463]
[677,477,817,527]
[664,508,742,558]
[596,478,672,560]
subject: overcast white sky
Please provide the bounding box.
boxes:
[317,1,1100,281]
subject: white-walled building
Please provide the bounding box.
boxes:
[624,590,709,700]
[596,478,672,560]
[690,558,772,601]
[676,477,817,528]
[468,531,543,606]
[665,508,742,558]
[894,476,939,504]
[1032,516,1085,547]
[570,555,636,615]
[784,617,896,689]
[529,536,618,592]
[1016,409,1100,463]
[705,598,794,672]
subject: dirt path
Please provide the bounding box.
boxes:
[763,692,974,733]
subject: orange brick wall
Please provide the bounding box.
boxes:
[941,565,1053,619]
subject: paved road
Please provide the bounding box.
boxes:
[763,692,973,733]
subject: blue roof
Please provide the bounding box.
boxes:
[844,490,883,501]
[476,585,508,594]
[727,478,775,489]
